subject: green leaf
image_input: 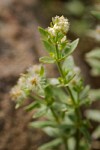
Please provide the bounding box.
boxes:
[91,11,100,20]
[86,48,100,59]
[86,110,100,122]
[85,48,100,76]
[62,56,75,71]
[38,27,49,38]
[39,56,55,64]
[64,39,79,57]
[68,137,76,150]
[43,127,60,137]
[80,126,91,142]
[79,85,90,100]
[43,40,55,53]
[69,38,79,53]
[30,121,56,128]
[92,125,100,139]
[89,89,100,101]
[38,138,62,150]
[25,101,40,111]
[40,66,45,76]
[79,139,90,150]
[50,86,68,103]
[33,106,47,118]
[86,58,100,67]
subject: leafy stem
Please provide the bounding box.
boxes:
[55,44,82,150]
[50,104,68,150]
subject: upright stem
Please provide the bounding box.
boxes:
[56,61,76,105]
[50,106,60,123]
[50,105,68,150]
[56,56,81,150]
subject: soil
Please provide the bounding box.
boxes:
[0,0,49,149]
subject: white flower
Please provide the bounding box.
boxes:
[26,75,40,90]
[17,74,27,87]
[47,27,56,36]
[10,85,26,101]
[27,65,42,75]
[11,65,46,101]
[52,15,69,33]
[53,24,60,30]
[47,16,69,37]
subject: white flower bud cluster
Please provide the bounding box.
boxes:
[47,16,69,37]
[10,65,45,101]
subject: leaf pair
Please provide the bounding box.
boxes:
[39,38,79,64]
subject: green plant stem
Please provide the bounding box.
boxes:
[50,105,68,150]
[50,106,60,123]
[56,61,76,104]
[56,59,81,150]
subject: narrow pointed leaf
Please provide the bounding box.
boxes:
[39,56,55,63]
[30,121,56,128]
[43,40,55,53]
[80,126,91,142]
[38,138,62,150]
[25,101,40,111]
[86,110,100,122]
[64,38,79,57]
[38,27,49,38]
[33,107,47,118]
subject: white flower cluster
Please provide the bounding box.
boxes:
[47,16,69,37]
[10,65,45,102]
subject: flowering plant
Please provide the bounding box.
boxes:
[11,16,91,150]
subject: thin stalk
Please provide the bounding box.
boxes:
[75,125,80,150]
[50,105,68,150]
[56,61,76,105]
[50,106,60,123]
[55,45,82,150]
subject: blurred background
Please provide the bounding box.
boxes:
[0,0,100,150]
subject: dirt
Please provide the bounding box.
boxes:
[0,0,50,149]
